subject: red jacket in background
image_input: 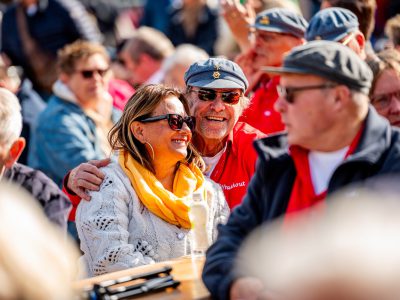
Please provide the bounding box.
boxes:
[210,122,266,209]
[108,78,135,111]
[239,76,285,135]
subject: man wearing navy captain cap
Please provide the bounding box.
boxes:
[306,7,367,59]
[238,8,308,135]
[203,41,400,300]
[184,57,265,209]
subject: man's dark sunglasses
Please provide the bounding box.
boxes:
[277,83,338,103]
[77,68,110,79]
[190,88,242,105]
[138,114,196,131]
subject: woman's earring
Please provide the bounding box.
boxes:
[144,141,155,160]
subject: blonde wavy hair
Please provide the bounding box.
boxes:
[108,84,203,173]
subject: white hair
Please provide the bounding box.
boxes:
[0,88,22,149]
[162,44,209,73]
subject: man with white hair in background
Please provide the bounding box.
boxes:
[162,44,209,91]
[0,88,70,231]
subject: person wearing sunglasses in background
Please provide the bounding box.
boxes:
[76,84,229,277]
[28,40,121,189]
[203,41,400,300]
[64,58,265,220]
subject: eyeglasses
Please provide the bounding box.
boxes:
[190,88,242,105]
[277,83,338,103]
[371,90,400,110]
[138,114,196,131]
[76,68,110,79]
[340,32,355,47]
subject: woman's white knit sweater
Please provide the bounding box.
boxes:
[76,161,229,277]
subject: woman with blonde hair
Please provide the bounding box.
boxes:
[76,84,228,277]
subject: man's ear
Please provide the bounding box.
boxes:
[130,121,146,144]
[333,85,352,110]
[355,31,366,51]
[5,137,25,168]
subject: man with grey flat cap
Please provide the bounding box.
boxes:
[203,41,400,300]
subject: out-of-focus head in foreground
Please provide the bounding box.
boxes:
[0,182,79,300]
[237,185,400,300]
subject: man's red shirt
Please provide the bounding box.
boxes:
[239,76,285,135]
[210,122,266,209]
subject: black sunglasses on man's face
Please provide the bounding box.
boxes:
[189,87,242,105]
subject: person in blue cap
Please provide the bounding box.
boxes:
[203,40,400,300]
[306,7,367,59]
[238,8,308,134]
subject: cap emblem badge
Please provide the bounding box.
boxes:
[260,16,270,25]
[213,63,221,79]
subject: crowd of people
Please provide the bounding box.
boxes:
[0,0,400,298]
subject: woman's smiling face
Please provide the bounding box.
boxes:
[140,95,193,165]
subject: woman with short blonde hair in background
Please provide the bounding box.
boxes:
[76,84,229,277]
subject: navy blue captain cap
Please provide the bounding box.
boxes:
[251,8,308,38]
[306,7,359,42]
[263,40,372,95]
[184,58,248,91]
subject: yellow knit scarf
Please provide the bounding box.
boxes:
[118,150,206,229]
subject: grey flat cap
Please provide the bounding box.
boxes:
[184,58,248,91]
[263,40,372,94]
[306,7,359,42]
[251,8,308,39]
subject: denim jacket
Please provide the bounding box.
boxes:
[28,95,121,187]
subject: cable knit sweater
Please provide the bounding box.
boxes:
[76,160,229,277]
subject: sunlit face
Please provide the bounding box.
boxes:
[274,74,338,149]
[63,53,110,104]
[253,30,304,67]
[188,87,243,143]
[141,96,192,164]
[371,69,400,127]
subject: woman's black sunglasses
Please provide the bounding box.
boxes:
[190,88,242,105]
[138,114,196,131]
